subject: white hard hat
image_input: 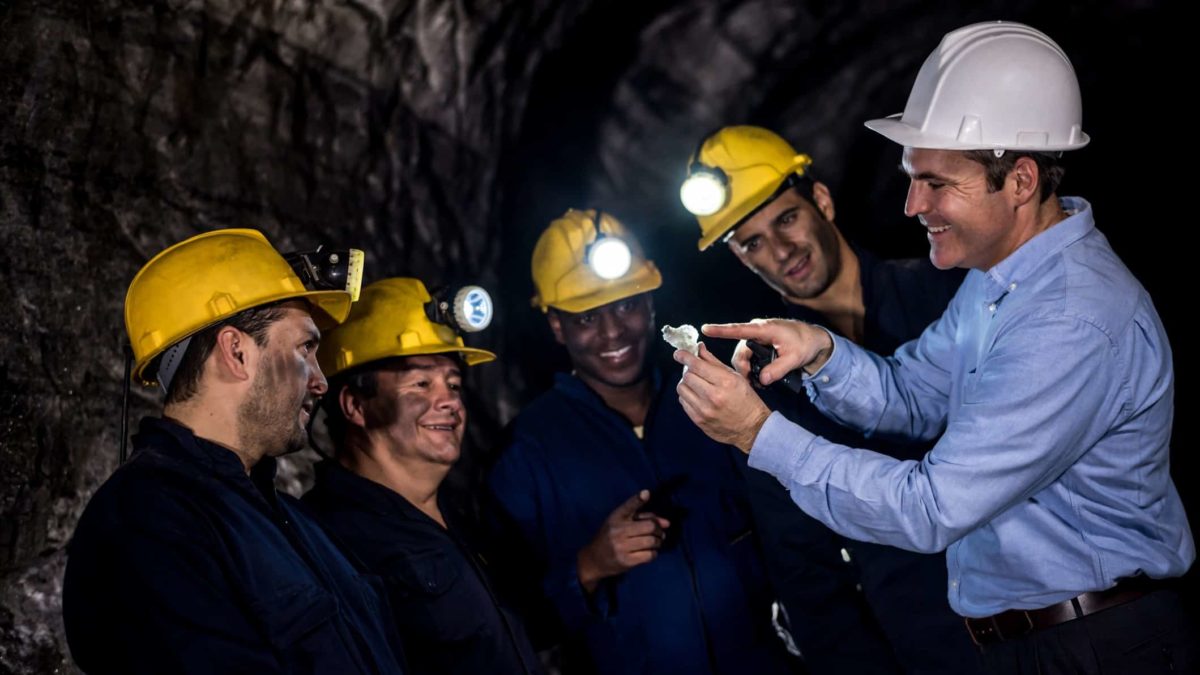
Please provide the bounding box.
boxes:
[866,21,1089,152]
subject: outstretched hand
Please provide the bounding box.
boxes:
[703,319,833,386]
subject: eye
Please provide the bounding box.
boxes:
[447,380,463,392]
[574,313,596,326]
[300,339,318,355]
[741,237,761,253]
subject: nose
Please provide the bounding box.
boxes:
[597,308,624,340]
[433,380,464,413]
[309,361,328,397]
[770,234,793,263]
[904,180,929,219]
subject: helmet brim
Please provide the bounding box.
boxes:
[864,114,1090,151]
[540,264,663,314]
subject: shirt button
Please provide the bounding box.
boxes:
[1009,282,1017,291]
[820,375,830,384]
[840,548,852,563]
[950,579,959,589]
[988,303,997,312]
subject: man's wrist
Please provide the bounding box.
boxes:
[737,406,773,455]
[576,549,600,594]
[802,329,834,375]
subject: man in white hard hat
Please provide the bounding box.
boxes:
[673,21,1196,673]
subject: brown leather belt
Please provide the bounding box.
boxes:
[964,577,1174,647]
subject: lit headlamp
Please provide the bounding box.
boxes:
[586,210,633,280]
[286,246,365,301]
[680,164,730,216]
[426,284,494,333]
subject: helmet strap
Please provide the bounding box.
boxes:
[157,336,193,397]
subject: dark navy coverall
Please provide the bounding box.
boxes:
[304,459,544,675]
[489,370,797,675]
[63,417,405,674]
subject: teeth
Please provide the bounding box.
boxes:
[927,225,950,234]
[601,346,631,358]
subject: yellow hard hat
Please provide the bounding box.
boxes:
[681,126,814,250]
[318,278,496,379]
[531,209,662,313]
[125,229,353,386]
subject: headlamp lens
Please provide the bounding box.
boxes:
[453,285,493,332]
[680,169,728,216]
[588,237,632,280]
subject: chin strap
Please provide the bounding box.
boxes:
[156,336,192,396]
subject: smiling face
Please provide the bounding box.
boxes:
[901,147,1023,271]
[357,355,467,468]
[547,293,655,391]
[726,182,844,302]
[237,302,327,457]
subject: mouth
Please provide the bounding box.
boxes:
[420,421,460,433]
[599,345,633,361]
[782,252,812,279]
[299,399,316,423]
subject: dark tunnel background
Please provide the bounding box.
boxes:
[0,1,1192,670]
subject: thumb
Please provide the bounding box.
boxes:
[612,489,650,520]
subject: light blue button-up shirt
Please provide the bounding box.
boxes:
[748,197,1194,617]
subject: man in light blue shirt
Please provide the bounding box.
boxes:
[673,21,1195,674]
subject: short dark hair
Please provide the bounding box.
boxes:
[320,365,383,449]
[962,150,1064,203]
[163,303,289,405]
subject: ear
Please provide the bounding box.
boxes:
[811,181,836,223]
[546,311,565,345]
[212,325,254,383]
[1008,156,1041,207]
[339,384,368,429]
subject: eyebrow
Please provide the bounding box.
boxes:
[897,163,951,182]
[401,364,463,378]
[773,206,799,227]
[303,327,321,344]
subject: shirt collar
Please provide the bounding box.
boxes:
[554,368,663,405]
[135,416,279,504]
[985,196,1093,293]
[311,459,435,522]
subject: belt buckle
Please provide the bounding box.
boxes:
[995,611,1034,641]
[965,611,1034,647]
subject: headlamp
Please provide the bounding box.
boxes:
[286,246,365,301]
[587,235,632,280]
[680,165,729,216]
[426,284,494,333]
[584,209,634,280]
